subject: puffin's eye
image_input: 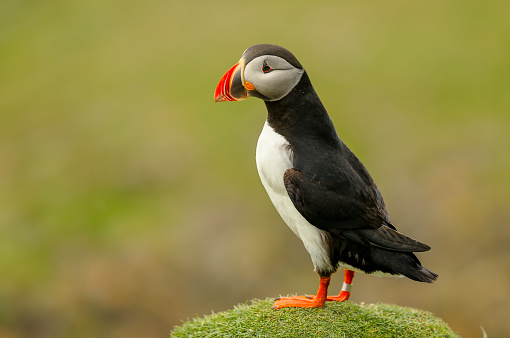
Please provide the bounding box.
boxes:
[262,61,272,73]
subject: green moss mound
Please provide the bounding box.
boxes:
[170,298,459,337]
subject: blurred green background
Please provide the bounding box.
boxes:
[1,0,509,337]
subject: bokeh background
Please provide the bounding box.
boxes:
[1,0,509,337]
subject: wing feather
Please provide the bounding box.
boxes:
[284,168,430,252]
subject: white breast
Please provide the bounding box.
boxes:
[255,121,334,273]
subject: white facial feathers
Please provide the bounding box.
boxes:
[244,55,304,101]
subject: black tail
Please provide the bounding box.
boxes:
[375,249,438,283]
[334,239,438,283]
[406,265,438,283]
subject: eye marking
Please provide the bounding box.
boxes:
[262,61,272,73]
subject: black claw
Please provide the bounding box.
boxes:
[305,295,312,299]
[275,297,281,301]
[271,306,277,310]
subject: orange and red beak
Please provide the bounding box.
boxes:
[214,59,248,102]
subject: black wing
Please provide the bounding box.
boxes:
[284,167,430,252]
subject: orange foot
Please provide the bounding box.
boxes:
[326,290,350,302]
[305,269,354,303]
[327,269,354,302]
[272,276,331,310]
[272,295,324,309]
[303,290,350,303]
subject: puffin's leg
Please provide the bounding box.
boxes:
[272,276,330,309]
[326,269,354,302]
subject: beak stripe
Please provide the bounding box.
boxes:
[214,58,248,102]
[215,63,239,102]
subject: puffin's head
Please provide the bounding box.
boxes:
[214,44,304,102]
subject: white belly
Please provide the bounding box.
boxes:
[255,121,334,273]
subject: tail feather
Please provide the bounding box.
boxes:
[333,238,438,283]
[373,248,438,283]
[405,265,438,283]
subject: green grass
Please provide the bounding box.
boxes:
[170,299,459,337]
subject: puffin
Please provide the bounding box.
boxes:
[214,44,437,309]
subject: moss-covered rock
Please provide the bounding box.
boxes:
[171,298,459,337]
